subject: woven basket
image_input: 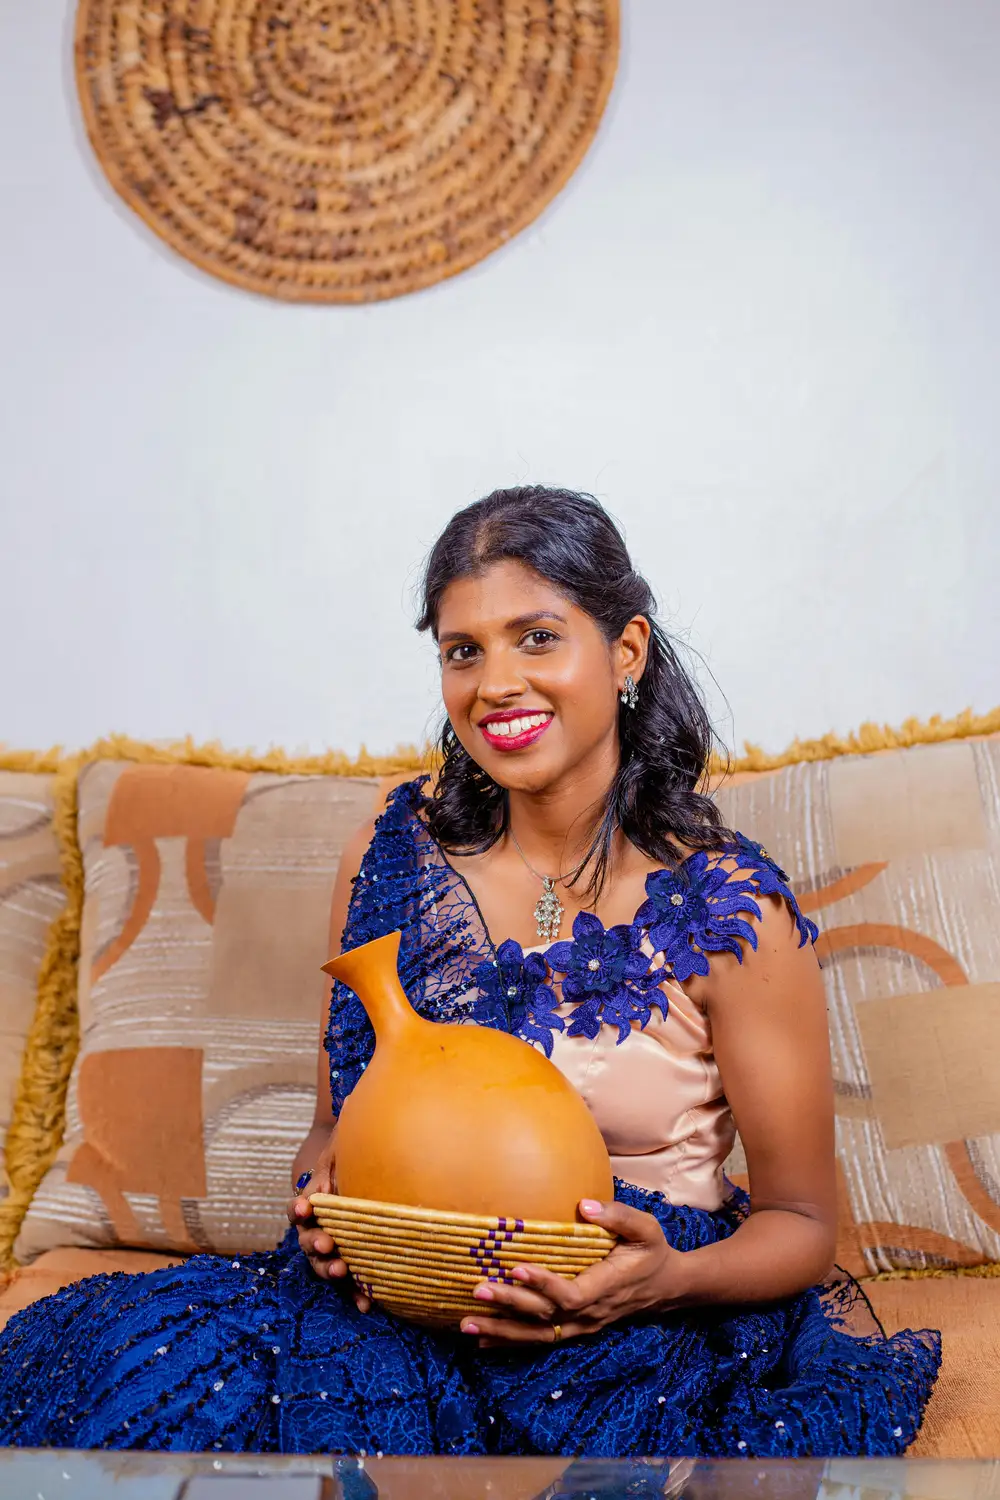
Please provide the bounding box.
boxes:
[74,1,619,304]
[310,1192,615,1327]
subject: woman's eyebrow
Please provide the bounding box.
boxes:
[438,610,566,645]
[505,611,567,631]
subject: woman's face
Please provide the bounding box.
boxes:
[435,560,647,795]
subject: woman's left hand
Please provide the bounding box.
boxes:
[460,1199,686,1347]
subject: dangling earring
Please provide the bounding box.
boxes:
[620,675,639,711]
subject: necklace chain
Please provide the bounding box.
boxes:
[507,826,572,886]
[507,826,576,943]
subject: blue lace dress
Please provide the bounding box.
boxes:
[0,778,939,1456]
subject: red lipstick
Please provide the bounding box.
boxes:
[477,710,553,754]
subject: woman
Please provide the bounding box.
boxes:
[0,486,939,1456]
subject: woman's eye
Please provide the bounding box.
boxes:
[443,643,479,664]
[522,630,557,649]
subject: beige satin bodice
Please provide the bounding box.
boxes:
[523,941,735,1211]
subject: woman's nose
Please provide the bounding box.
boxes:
[475,646,525,704]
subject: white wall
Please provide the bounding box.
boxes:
[2,2,998,758]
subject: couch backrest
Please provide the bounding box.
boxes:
[6,735,1000,1274]
[716,735,1000,1274]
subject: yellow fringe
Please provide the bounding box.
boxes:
[869,1263,1000,1282]
[3,703,997,784]
[720,704,1000,776]
[0,755,84,1275]
[78,733,439,779]
[0,705,997,1275]
[0,746,65,776]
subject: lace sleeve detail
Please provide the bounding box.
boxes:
[634,834,819,985]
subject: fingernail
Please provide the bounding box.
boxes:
[463,1321,480,1335]
[511,1267,532,1283]
[580,1199,602,1215]
[473,1285,494,1301]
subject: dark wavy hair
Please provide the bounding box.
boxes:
[416,486,732,897]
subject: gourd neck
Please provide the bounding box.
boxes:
[322,930,412,1045]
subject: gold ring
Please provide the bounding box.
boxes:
[552,1325,563,1343]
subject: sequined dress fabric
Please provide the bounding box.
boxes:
[0,779,940,1456]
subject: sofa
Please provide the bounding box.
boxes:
[2,720,1000,1458]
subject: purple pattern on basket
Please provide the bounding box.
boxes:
[469,1219,526,1285]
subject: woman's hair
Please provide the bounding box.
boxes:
[416,485,733,895]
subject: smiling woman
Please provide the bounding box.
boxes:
[0,486,940,1459]
[418,488,732,931]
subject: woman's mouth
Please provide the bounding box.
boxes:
[478,711,554,753]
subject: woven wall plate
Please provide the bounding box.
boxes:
[74,1,620,303]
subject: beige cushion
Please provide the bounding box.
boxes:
[16,762,380,1260]
[867,1276,1000,1458]
[0,773,65,1200]
[0,1246,184,1331]
[717,737,1000,1273]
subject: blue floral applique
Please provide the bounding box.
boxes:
[544,912,668,1044]
[473,940,566,1057]
[729,834,820,948]
[635,855,762,982]
[635,842,819,984]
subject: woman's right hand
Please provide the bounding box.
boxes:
[287,1130,371,1311]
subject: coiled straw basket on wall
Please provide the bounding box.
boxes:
[74,1,620,303]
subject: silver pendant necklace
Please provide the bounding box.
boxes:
[508,827,574,943]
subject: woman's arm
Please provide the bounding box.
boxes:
[289,1053,335,1191]
[666,889,836,1304]
[463,885,836,1343]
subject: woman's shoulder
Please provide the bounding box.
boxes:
[379,773,433,821]
[632,834,819,983]
[359,774,433,854]
[354,774,465,907]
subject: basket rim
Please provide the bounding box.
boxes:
[309,1191,615,1241]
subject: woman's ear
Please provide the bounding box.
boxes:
[618,615,651,684]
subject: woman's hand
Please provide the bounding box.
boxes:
[286,1129,370,1312]
[460,1199,684,1347]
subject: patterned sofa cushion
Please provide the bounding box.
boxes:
[716,736,1000,1273]
[0,773,65,1214]
[15,761,380,1261]
[864,1276,1000,1458]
